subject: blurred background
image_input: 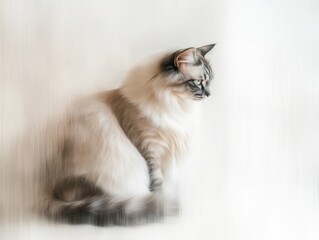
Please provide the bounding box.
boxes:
[1,0,319,239]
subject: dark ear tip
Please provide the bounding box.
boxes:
[208,43,216,49]
[197,43,216,56]
[203,43,216,47]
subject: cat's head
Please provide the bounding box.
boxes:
[160,44,216,101]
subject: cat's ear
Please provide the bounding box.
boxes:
[197,43,216,57]
[174,48,198,69]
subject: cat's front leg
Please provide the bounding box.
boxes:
[147,160,164,192]
[141,139,172,192]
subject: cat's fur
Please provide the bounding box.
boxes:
[38,44,215,225]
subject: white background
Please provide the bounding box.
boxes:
[1,0,319,239]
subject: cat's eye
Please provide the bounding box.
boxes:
[194,80,202,87]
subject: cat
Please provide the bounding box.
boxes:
[37,44,216,225]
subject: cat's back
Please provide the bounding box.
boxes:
[70,90,116,121]
[61,89,124,137]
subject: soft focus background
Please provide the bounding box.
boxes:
[1,0,319,239]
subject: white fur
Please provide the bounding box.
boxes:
[70,99,150,196]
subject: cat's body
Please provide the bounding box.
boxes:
[38,44,215,225]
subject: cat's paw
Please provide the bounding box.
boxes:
[150,178,163,192]
[149,169,163,192]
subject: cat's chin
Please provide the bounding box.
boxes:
[192,96,206,101]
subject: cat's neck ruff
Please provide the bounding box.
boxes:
[120,59,200,130]
[135,86,199,130]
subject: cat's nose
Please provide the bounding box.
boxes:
[204,90,210,97]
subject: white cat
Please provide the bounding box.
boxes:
[38,44,215,225]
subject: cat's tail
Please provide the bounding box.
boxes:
[43,178,178,226]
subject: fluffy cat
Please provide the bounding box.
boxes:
[38,44,216,225]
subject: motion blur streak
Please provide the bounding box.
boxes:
[1,0,319,239]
